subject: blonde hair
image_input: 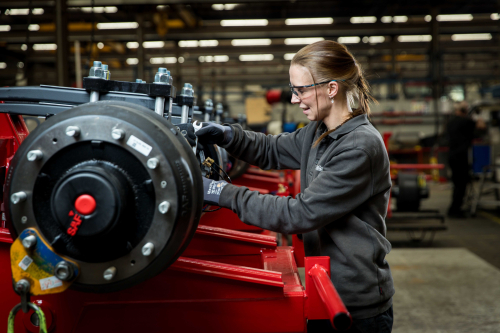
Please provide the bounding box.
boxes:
[291,40,377,146]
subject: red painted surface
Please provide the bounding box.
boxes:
[306,257,352,330]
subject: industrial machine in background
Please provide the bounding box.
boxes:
[0,63,351,332]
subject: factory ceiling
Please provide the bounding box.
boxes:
[0,0,499,87]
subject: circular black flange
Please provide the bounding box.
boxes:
[5,100,203,292]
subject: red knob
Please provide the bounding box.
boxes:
[74,194,96,215]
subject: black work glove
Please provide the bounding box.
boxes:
[194,122,233,146]
[203,177,228,206]
[176,123,196,147]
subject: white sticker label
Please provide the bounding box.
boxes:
[39,276,63,291]
[18,255,33,271]
[127,135,152,156]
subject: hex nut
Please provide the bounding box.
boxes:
[54,261,74,281]
[27,150,43,161]
[65,126,81,137]
[111,129,125,140]
[158,201,170,214]
[11,192,27,204]
[142,242,155,256]
[22,235,37,250]
[103,267,116,281]
[147,158,159,169]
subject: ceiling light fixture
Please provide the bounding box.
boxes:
[451,33,492,41]
[362,36,385,43]
[284,37,324,45]
[284,53,296,60]
[436,14,473,21]
[126,58,139,65]
[97,22,139,30]
[338,36,361,44]
[150,57,177,64]
[239,54,274,61]
[33,43,58,51]
[285,17,333,25]
[231,39,272,46]
[143,41,165,48]
[0,25,11,32]
[220,19,268,27]
[491,13,499,20]
[350,16,377,24]
[212,4,238,10]
[127,42,139,49]
[0,62,6,69]
[393,16,408,23]
[28,24,40,31]
[398,35,432,42]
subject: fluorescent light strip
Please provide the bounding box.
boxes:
[81,6,118,13]
[231,39,271,46]
[5,8,44,15]
[199,40,218,47]
[398,35,432,42]
[212,4,238,10]
[0,62,6,69]
[97,22,138,30]
[381,16,392,23]
[199,55,229,63]
[179,40,219,47]
[28,24,40,31]
[284,53,295,61]
[437,14,473,21]
[338,36,360,44]
[362,36,385,44]
[393,16,408,23]
[143,41,164,48]
[127,42,139,49]
[451,33,492,41]
[285,17,333,25]
[150,57,177,64]
[284,37,324,45]
[97,42,104,49]
[239,54,274,61]
[33,43,57,51]
[126,58,139,65]
[221,19,268,27]
[0,25,11,32]
[350,16,377,24]
[491,13,499,20]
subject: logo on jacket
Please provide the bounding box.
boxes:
[315,165,323,172]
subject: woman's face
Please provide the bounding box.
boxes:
[289,64,330,122]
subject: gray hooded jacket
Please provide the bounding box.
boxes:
[219,114,394,319]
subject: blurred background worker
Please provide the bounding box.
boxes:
[446,101,486,218]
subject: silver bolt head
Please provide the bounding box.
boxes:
[216,103,223,113]
[15,279,30,293]
[54,261,74,281]
[158,201,170,214]
[160,181,167,188]
[147,158,159,169]
[21,216,28,224]
[103,267,116,281]
[11,191,27,204]
[89,66,105,78]
[142,242,155,256]
[27,150,43,161]
[111,129,125,140]
[65,126,80,137]
[154,72,170,84]
[22,235,37,250]
[180,84,194,97]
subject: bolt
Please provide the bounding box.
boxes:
[21,216,27,224]
[54,261,74,281]
[15,279,30,294]
[11,191,27,204]
[205,99,213,109]
[161,181,167,188]
[27,150,43,161]
[65,126,80,137]
[158,201,170,214]
[147,158,159,169]
[103,267,116,281]
[142,242,155,256]
[22,235,37,250]
[102,64,110,80]
[216,103,223,114]
[135,79,144,83]
[158,67,167,73]
[111,129,125,140]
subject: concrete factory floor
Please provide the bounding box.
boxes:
[298,182,500,332]
[387,182,500,332]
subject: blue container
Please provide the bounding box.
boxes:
[472,144,490,174]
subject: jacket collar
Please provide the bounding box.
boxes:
[318,114,369,140]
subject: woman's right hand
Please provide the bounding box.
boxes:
[194,122,233,146]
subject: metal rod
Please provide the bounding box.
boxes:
[154,96,165,116]
[181,105,189,123]
[75,40,82,88]
[167,97,173,120]
[89,91,99,102]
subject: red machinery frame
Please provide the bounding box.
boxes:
[0,114,350,332]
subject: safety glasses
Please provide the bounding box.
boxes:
[289,80,338,97]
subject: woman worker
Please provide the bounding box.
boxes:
[196,40,394,333]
